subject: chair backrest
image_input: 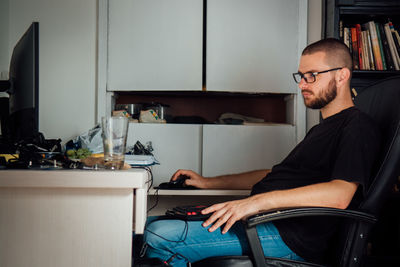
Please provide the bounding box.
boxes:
[353,75,400,215]
[334,75,400,267]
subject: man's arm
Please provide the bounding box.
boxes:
[202,179,358,234]
[171,169,270,190]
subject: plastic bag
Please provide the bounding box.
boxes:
[71,124,104,154]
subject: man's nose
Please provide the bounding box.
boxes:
[298,78,308,89]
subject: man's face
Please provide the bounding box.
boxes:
[297,52,338,109]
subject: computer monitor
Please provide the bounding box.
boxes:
[0,22,39,144]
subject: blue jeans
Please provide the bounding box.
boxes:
[143,216,303,266]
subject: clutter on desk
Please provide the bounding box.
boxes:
[66,125,103,154]
[128,141,154,156]
[124,154,158,167]
[81,156,131,170]
[2,132,64,169]
[65,148,92,159]
[124,141,159,167]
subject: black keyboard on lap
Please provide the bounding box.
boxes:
[166,205,211,221]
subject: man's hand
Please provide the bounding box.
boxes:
[201,197,261,234]
[171,169,209,188]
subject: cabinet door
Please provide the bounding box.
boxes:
[108,0,203,91]
[202,125,296,177]
[127,123,202,185]
[207,0,303,93]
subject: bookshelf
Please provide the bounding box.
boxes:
[324,2,400,265]
[323,0,400,94]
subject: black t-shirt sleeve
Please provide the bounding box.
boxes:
[330,115,380,195]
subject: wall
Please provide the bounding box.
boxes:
[1,0,97,142]
[306,0,323,130]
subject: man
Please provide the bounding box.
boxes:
[142,38,381,266]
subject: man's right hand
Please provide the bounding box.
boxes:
[171,169,209,189]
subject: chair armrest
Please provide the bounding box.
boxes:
[242,207,377,267]
[246,207,377,228]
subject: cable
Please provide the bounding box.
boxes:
[144,222,191,266]
[145,219,189,243]
[131,166,160,214]
[147,188,159,213]
[131,165,154,192]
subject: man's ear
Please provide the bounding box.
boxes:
[335,67,351,86]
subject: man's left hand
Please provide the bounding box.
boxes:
[201,197,261,234]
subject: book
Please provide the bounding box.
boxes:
[348,29,353,64]
[351,27,360,70]
[361,31,370,70]
[395,30,400,48]
[379,23,395,70]
[384,23,400,70]
[344,27,350,48]
[389,22,400,60]
[392,30,400,61]
[356,24,364,69]
[366,29,376,70]
[375,22,387,70]
[367,21,383,70]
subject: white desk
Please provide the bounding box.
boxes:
[0,168,148,267]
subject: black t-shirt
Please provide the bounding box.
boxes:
[251,106,381,263]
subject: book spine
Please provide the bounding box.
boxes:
[366,30,375,70]
[361,31,369,70]
[351,27,359,70]
[344,27,350,48]
[395,30,400,62]
[395,30,400,48]
[384,23,400,70]
[368,21,383,70]
[389,22,400,64]
[348,28,354,66]
[356,24,363,70]
[379,23,395,70]
[392,31,400,61]
[375,23,387,70]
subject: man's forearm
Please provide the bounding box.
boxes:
[252,179,359,211]
[204,169,270,190]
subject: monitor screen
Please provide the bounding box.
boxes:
[4,22,39,143]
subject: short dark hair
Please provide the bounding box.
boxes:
[302,38,353,72]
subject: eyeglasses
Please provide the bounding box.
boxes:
[292,67,343,84]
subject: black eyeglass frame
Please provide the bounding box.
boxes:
[292,67,343,84]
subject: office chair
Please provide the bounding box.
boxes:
[193,76,400,267]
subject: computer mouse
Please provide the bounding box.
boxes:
[170,174,190,185]
[156,174,196,189]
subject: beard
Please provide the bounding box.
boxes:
[303,79,337,109]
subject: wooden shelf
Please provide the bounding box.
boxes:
[115,91,289,124]
[148,188,250,196]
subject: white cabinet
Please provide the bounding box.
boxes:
[207,0,305,93]
[107,0,203,91]
[103,0,307,93]
[202,124,296,177]
[126,123,202,186]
